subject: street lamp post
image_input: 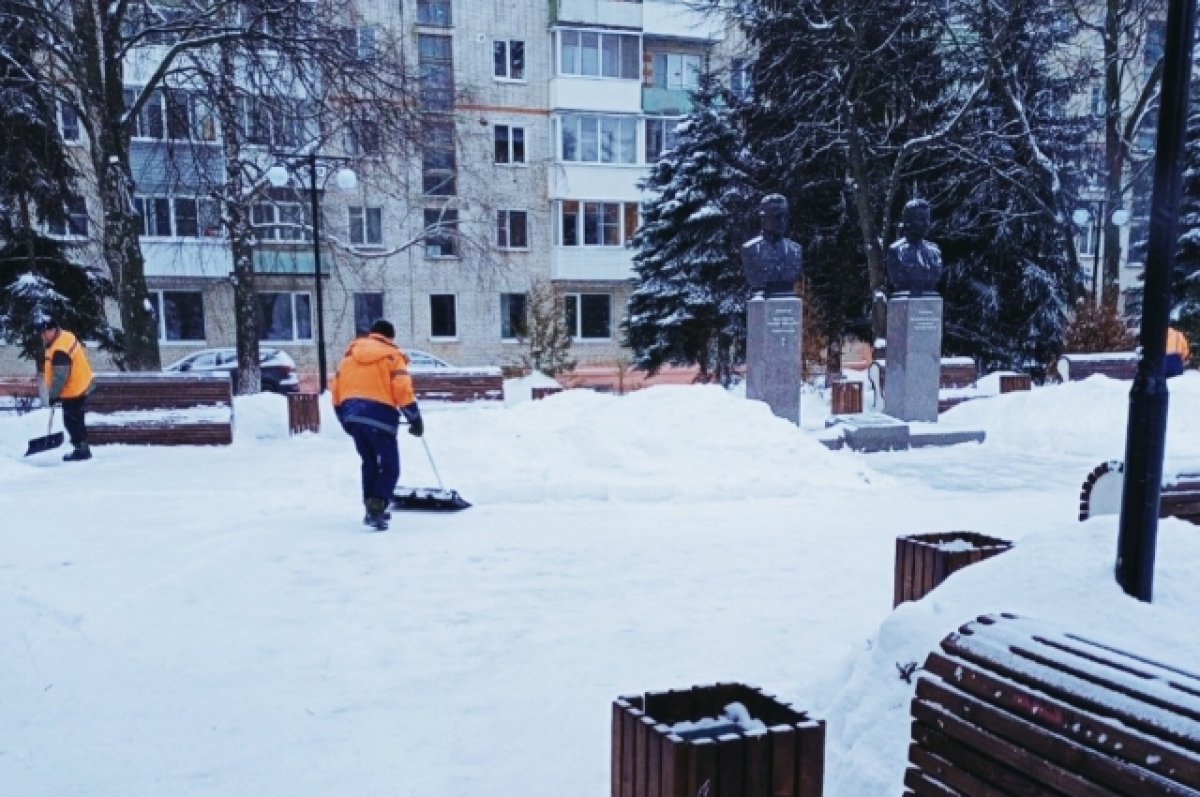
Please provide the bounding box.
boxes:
[266,154,357,393]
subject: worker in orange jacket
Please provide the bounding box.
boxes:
[1166,326,1190,378]
[331,319,423,530]
[40,316,95,461]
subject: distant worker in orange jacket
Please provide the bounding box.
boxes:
[1166,326,1190,378]
[40,316,95,461]
[331,319,423,530]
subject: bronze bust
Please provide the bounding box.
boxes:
[886,199,942,296]
[741,194,803,297]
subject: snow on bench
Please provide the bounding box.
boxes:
[1056,352,1140,382]
[904,613,1200,796]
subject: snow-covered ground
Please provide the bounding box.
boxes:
[2,373,1199,796]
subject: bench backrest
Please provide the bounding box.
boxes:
[412,372,503,402]
[1056,353,1139,381]
[88,373,233,412]
[1078,460,1200,524]
[905,613,1200,796]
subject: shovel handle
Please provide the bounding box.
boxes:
[48,405,56,433]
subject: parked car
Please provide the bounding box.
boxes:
[405,349,455,372]
[164,348,300,394]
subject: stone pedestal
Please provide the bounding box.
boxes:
[746,295,802,424]
[884,296,942,422]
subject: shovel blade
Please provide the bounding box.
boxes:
[25,432,65,457]
[392,486,472,512]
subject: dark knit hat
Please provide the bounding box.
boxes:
[35,315,59,333]
[369,319,395,339]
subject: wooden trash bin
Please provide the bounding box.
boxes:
[893,531,1012,607]
[999,373,1032,393]
[613,682,825,797]
[287,392,320,435]
[830,381,863,415]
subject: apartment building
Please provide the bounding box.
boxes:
[0,0,742,379]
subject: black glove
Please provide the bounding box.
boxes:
[408,416,424,437]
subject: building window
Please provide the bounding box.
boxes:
[340,26,377,64]
[494,125,525,165]
[258,292,313,341]
[652,53,701,91]
[59,102,80,143]
[48,196,88,237]
[424,208,458,258]
[354,292,384,334]
[253,202,309,241]
[429,294,457,338]
[559,114,637,164]
[345,118,380,155]
[493,39,525,80]
[136,196,220,238]
[349,206,383,247]
[124,87,201,140]
[417,0,452,26]
[645,117,682,162]
[496,210,529,250]
[558,30,639,79]
[418,34,455,110]
[500,293,527,340]
[422,119,456,195]
[564,293,612,340]
[151,290,206,342]
[730,58,751,98]
[556,200,638,247]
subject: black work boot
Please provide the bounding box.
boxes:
[63,443,92,462]
[362,498,389,531]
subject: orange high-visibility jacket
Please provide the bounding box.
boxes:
[331,334,416,409]
[43,330,94,400]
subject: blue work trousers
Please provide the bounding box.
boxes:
[349,425,401,502]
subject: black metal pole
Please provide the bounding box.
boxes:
[309,153,328,393]
[1115,0,1196,601]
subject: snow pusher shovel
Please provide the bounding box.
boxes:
[25,407,65,457]
[393,435,471,512]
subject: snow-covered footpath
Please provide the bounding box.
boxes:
[2,374,1199,796]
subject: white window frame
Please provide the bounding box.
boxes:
[59,101,81,143]
[47,195,88,238]
[494,124,526,165]
[557,29,640,79]
[493,39,526,81]
[563,292,613,341]
[348,206,384,247]
[497,210,529,250]
[253,202,309,242]
[555,200,639,247]
[645,116,683,163]
[429,293,458,340]
[150,289,207,343]
[558,114,637,165]
[653,52,701,91]
[424,207,459,258]
[258,291,314,342]
[341,26,377,63]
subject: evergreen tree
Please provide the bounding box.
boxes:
[1171,73,1200,356]
[624,72,754,384]
[0,3,119,362]
[935,0,1091,370]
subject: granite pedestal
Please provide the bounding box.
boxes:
[884,296,942,422]
[746,295,802,424]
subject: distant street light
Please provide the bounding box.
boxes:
[266,153,358,393]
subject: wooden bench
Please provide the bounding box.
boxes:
[1078,460,1200,524]
[904,612,1200,796]
[411,370,503,402]
[84,373,233,445]
[874,357,979,390]
[1055,352,1139,381]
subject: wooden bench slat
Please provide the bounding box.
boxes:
[912,700,1122,797]
[923,653,1200,791]
[910,728,1045,797]
[906,615,1200,797]
[917,677,1194,796]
